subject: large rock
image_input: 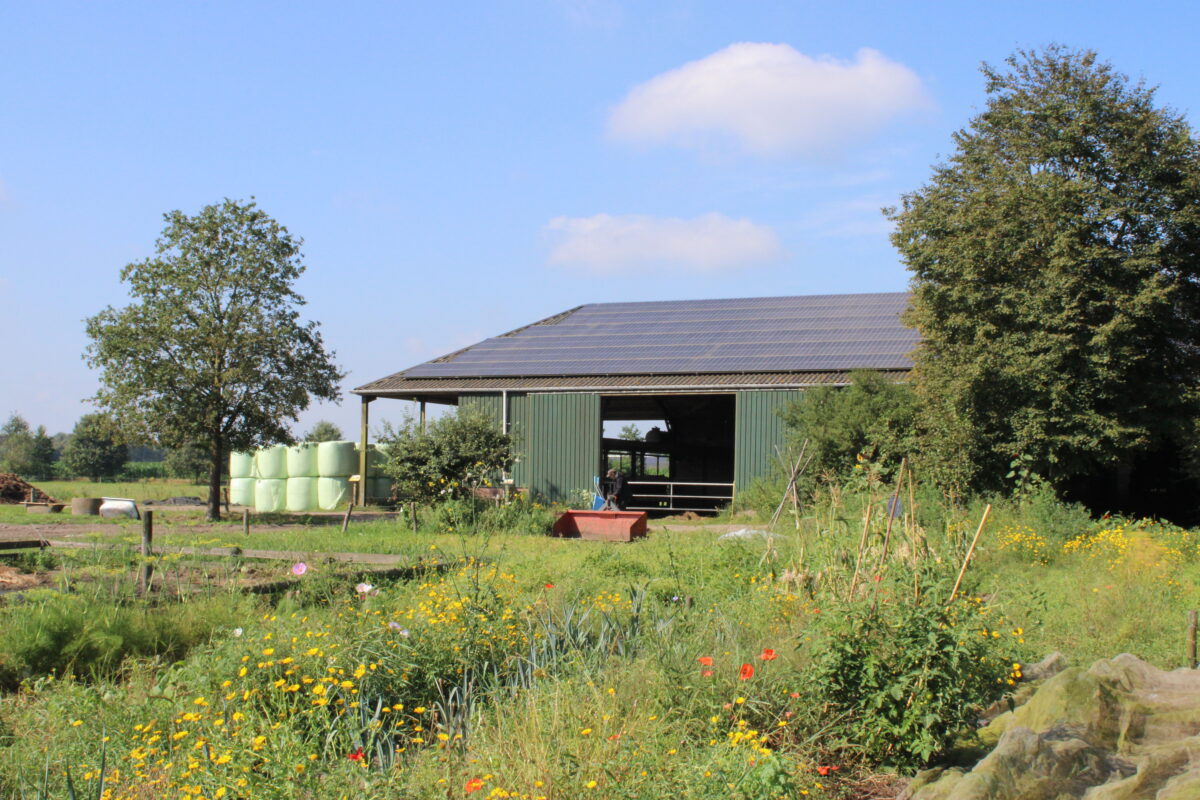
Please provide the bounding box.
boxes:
[908,654,1200,800]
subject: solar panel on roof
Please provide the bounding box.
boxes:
[394,293,917,379]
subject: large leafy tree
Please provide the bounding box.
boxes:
[85,199,344,519]
[60,413,127,480]
[891,47,1200,497]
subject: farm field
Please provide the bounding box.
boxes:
[2,481,1199,799]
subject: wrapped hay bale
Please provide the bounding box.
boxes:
[317,441,358,477]
[286,477,319,512]
[255,478,287,513]
[287,443,320,478]
[317,476,351,510]
[256,445,289,480]
[229,477,256,507]
[229,452,256,479]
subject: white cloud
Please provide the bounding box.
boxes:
[544,212,783,274]
[607,43,931,156]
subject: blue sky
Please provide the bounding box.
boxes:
[4,1,1200,439]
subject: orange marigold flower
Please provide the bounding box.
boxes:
[739,663,754,680]
[465,777,484,793]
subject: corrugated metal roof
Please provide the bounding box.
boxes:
[355,292,917,396]
[355,370,906,398]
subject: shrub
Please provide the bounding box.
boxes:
[380,409,514,505]
[804,566,1021,770]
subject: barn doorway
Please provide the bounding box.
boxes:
[600,394,735,513]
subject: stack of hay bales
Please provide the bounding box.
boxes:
[231,441,388,511]
[255,445,289,512]
[229,452,257,506]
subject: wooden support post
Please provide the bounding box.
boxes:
[341,502,355,535]
[358,397,373,505]
[420,400,427,432]
[948,504,991,605]
[243,507,250,536]
[848,499,873,601]
[1189,610,1197,668]
[139,510,154,595]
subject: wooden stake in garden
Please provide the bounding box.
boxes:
[242,507,250,536]
[769,441,809,531]
[139,510,154,596]
[1188,610,1197,669]
[947,504,991,605]
[848,499,873,601]
[876,457,906,571]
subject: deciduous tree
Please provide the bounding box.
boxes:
[890,47,1200,498]
[85,199,344,519]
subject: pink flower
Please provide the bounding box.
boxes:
[291,562,308,576]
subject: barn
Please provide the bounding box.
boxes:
[352,292,917,511]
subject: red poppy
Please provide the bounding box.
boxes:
[738,663,754,680]
[697,656,714,666]
[701,669,713,677]
[347,747,364,761]
[759,648,777,661]
[544,582,555,589]
[816,765,840,776]
[465,777,484,793]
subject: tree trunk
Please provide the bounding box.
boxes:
[208,432,224,521]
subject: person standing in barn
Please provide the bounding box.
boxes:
[604,468,633,510]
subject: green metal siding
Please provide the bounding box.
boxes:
[734,390,803,493]
[509,393,529,488]
[519,393,600,502]
[459,394,504,427]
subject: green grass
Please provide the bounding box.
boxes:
[1,483,1197,799]
[32,479,209,502]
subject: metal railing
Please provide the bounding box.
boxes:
[625,480,734,513]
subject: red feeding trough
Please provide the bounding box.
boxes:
[552,510,648,542]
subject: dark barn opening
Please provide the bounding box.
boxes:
[601,394,735,513]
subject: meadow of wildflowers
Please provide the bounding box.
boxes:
[1,483,1198,799]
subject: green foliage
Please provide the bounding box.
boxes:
[163,441,209,482]
[0,414,57,480]
[618,423,642,441]
[806,568,1018,771]
[84,199,344,519]
[379,409,514,505]
[303,419,344,442]
[0,592,253,692]
[59,414,127,481]
[779,369,916,490]
[891,46,1200,493]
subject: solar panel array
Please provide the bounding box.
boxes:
[401,293,917,378]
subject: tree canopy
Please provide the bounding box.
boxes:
[85,199,343,518]
[0,414,55,480]
[60,413,127,481]
[304,420,344,442]
[890,46,1200,499]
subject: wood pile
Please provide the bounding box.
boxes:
[0,473,57,504]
